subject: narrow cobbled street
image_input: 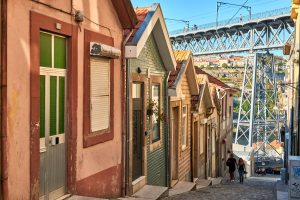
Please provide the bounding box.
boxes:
[166,176,278,200]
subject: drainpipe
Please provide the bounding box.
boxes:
[291,107,294,155]
[190,110,193,181]
[165,72,170,187]
[297,54,300,156]
[121,29,134,197]
[1,0,7,199]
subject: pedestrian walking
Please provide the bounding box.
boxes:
[238,158,246,183]
[226,153,237,182]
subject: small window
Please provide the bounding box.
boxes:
[182,106,187,147]
[90,57,110,133]
[212,130,215,153]
[225,96,227,118]
[200,125,204,154]
[152,84,160,142]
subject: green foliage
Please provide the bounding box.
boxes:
[242,101,250,112]
[147,100,166,122]
[222,63,228,68]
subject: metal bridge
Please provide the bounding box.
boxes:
[170,7,294,55]
[235,53,280,158]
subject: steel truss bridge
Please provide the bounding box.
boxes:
[170,7,294,55]
[235,53,280,158]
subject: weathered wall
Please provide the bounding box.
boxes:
[6,0,123,198]
[6,1,73,198]
[74,0,123,187]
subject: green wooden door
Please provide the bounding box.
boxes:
[39,32,67,200]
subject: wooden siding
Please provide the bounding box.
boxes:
[170,73,193,182]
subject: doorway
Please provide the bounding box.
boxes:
[39,32,67,200]
[193,121,199,179]
[207,125,212,178]
[171,107,179,185]
[132,83,144,181]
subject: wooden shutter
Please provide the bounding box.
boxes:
[90,57,110,132]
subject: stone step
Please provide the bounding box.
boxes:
[195,179,212,189]
[128,185,168,200]
[67,196,107,200]
[208,177,222,185]
[168,181,196,196]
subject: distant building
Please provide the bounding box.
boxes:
[285,0,300,156]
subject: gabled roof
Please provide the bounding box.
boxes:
[192,75,214,112]
[210,85,221,112]
[168,51,199,96]
[194,67,235,92]
[125,4,176,71]
[111,0,138,28]
[168,61,183,87]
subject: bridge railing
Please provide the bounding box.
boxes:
[170,7,291,36]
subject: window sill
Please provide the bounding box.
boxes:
[181,145,188,151]
[83,130,114,148]
[150,139,162,151]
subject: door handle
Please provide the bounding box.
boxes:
[49,136,60,146]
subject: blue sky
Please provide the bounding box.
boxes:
[131,0,290,32]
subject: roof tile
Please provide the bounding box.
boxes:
[128,7,150,43]
[168,61,183,87]
[174,50,191,61]
[168,50,192,88]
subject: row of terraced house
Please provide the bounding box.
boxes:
[0,0,234,199]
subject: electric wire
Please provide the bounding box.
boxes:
[224,0,250,26]
[30,0,72,15]
[167,0,287,31]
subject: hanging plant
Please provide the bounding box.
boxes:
[147,101,155,116]
[147,100,166,123]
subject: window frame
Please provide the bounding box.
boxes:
[151,84,161,143]
[89,57,111,133]
[83,29,115,147]
[200,124,204,154]
[225,95,227,118]
[149,75,163,151]
[181,105,188,148]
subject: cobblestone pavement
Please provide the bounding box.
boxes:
[166,175,280,200]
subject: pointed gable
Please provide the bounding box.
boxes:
[125,4,176,71]
[192,74,214,113]
[168,50,199,96]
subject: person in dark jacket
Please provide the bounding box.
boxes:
[226,153,237,182]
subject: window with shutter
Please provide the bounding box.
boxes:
[90,57,110,133]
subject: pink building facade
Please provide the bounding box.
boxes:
[0,0,137,199]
